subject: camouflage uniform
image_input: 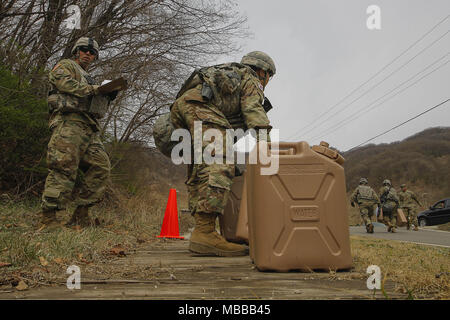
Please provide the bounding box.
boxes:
[170,51,275,256]
[170,63,271,217]
[398,184,422,230]
[351,179,380,232]
[379,182,399,232]
[41,57,110,213]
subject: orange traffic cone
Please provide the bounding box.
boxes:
[157,189,184,239]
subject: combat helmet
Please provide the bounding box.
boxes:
[383,179,391,186]
[400,183,406,188]
[71,37,99,57]
[241,51,276,76]
[359,178,368,185]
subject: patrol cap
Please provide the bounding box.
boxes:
[400,184,406,188]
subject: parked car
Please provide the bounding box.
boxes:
[417,198,450,227]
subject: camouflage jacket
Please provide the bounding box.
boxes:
[173,63,271,139]
[351,185,380,205]
[47,58,100,129]
[398,190,421,208]
[379,186,399,206]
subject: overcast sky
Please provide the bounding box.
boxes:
[218,0,449,152]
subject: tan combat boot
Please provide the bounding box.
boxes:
[189,212,248,257]
[39,209,63,229]
[65,205,92,228]
[413,225,419,231]
[368,223,374,234]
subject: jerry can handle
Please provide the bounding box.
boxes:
[268,141,306,155]
[311,141,345,165]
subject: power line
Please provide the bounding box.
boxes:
[307,53,449,141]
[296,29,450,141]
[287,15,450,140]
[286,14,450,141]
[301,30,449,140]
[310,60,449,141]
[346,98,450,152]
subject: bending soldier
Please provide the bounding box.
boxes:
[351,178,380,233]
[398,183,422,231]
[379,179,399,233]
[169,51,276,256]
[40,37,114,229]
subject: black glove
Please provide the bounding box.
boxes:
[262,96,273,113]
[351,202,355,207]
[107,90,119,101]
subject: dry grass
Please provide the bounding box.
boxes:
[348,201,449,299]
[437,223,450,232]
[0,183,194,289]
[350,235,449,299]
[1,187,448,299]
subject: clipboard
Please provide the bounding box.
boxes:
[98,77,128,94]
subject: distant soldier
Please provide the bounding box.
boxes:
[351,178,380,233]
[379,179,399,233]
[398,183,422,231]
[39,37,116,229]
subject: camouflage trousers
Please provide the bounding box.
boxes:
[171,100,235,217]
[41,119,111,211]
[402,207,418,228]
[382,208,398,228]
[358,203,376,226]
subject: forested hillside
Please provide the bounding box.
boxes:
[343,127,450,206]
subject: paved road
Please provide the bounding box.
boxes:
[349,222,450,248]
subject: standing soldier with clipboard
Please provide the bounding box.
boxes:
[39,37,126,229]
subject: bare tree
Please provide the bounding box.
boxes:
[0,0,249,143]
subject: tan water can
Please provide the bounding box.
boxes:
[235,174,249,242]
[396,208,407,227]
[246,141,353,272]
[378,208,407,227]
[219,174,247,244]
[220,148,297,244]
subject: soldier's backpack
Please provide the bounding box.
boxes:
[153,63,272,158]
[357,185,374,201]
[153,64,242,157]
[153,113,177,158]
[380,187,396,212]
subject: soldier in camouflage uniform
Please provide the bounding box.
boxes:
[39,37,114,229]
[351,178,380,233]
[170,51,276,256]
[398,183,422,231]
[379,179,400,233]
